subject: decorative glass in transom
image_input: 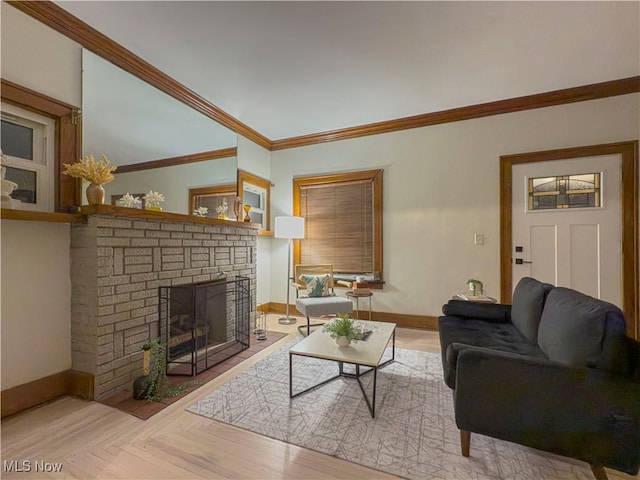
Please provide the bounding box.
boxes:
[528,173,601,210]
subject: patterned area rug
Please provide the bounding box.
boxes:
[187,339,595,480]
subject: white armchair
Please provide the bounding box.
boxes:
[293,264,353,336]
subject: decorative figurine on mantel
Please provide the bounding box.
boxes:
[243,204,252,222]
[117,193,142,209]
[193,206,208,217]
[144,190,165,211]
[216,199,229,220]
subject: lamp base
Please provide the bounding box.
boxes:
[278,316,297,325]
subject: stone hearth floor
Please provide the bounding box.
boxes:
[100,331,287,420]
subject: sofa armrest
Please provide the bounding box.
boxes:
[454,348,640,475]
[442,300,512,323]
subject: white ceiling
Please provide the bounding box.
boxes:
[57,1,639,142]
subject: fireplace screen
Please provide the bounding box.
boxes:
[159,276,250,376]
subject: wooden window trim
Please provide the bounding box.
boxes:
[1,79,81,212]
[237,169,271,231]
[293,169,383,283]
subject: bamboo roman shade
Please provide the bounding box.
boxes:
[298,179,374,274]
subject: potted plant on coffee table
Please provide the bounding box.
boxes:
[323,313,362,347]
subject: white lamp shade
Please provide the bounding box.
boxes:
[274,216,305,239]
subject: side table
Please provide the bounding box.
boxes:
[346,291,373,321]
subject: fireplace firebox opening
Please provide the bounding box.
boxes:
[159,276,251,376]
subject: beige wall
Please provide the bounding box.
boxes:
[1,3,82,107]
[269,94,640,319]
[1,5,82,389]
[0,221,72,389]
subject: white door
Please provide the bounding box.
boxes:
[512,155,622,306]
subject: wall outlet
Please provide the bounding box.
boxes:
[474,233,484,245]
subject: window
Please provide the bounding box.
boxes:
[1,103,55,211]
[189,184,238,219]
[243,183,267,225]
[238,170,271,231]
[528,173,601,210]
[293,169,383,283]
[2,79,82,212]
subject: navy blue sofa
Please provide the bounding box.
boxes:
[439,277,640,479]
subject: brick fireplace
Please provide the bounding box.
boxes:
[70,206,258,400]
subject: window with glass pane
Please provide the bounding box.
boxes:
[528,173,601,210]
[242,183,266,226]
[188,185,237,219]
[1,120,34,160]
[1,104,54,211]
[294,169,382,279]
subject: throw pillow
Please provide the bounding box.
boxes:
[300,274,331,297]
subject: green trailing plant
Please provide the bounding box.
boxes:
[323,313,362,343]
[133,340,192,401]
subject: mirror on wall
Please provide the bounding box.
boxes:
[81,49,238,215]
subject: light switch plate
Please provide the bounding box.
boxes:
[474,233,484,245]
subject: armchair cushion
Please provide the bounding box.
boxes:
[295,296,352,318]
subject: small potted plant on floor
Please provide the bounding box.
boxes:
[133,340,191,401]
[323,313,362,347]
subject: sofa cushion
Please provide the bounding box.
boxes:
[511,277,553,343]
[537,287,627,370]
[438,315,547,388]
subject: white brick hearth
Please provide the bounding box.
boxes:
[70,210,257,400]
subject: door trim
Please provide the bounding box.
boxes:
[500,141,639,339]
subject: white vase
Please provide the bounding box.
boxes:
[336,336,351,347]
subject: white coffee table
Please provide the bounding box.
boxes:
[289,320,396,418]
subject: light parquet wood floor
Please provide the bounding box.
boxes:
[1,316,633,479]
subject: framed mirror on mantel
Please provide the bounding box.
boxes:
[82,49,238,217]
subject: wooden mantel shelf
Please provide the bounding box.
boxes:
[80,205,261,229]
[2,205,261,230]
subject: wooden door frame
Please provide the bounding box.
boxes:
[500,141,639,339]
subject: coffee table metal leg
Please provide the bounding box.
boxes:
[290,353,342,398]
[354,364,377,418]
[289,352,293,398]
[379,328,396,369]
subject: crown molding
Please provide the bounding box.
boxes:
[271,76,640,151]
[7,0,271,150]
[114,148,237,174]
